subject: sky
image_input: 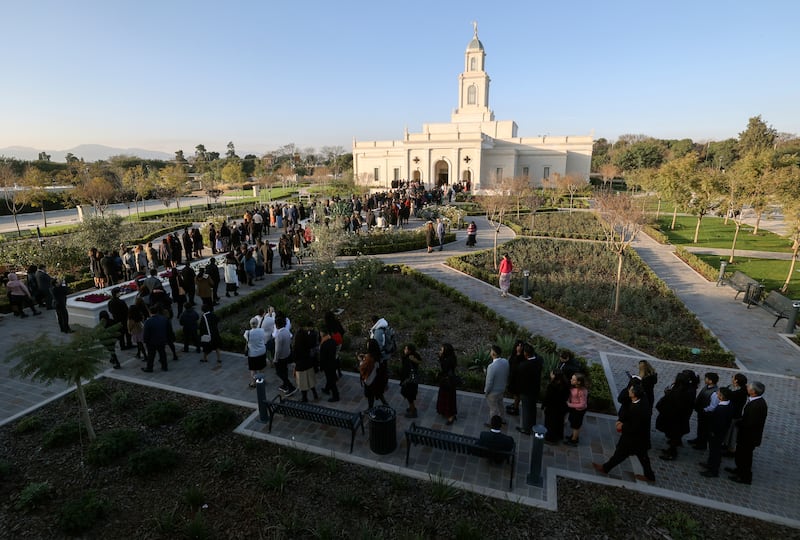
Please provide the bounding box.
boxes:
[1,0,799,157]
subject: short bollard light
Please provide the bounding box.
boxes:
[255,375,269,422]
[526,424,548,487]
[786,301,800,334]
[717,260,728,287]
[521,270,531,300]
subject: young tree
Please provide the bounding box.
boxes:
[598,163,620,191]
[687,167,725,243]
[658,152,698,229]
[18,166,52,227]
[477,175,515,269]
[777,164,800,293]
[0,162,24,235]
[6,323,119,441]
[221,160,245,191]
[556,174,585,212]
[120,164,151,218]
[157,163,189,208]
[73,176,116,217]
[594,192,647,314]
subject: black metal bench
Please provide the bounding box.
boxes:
[266,395,364,453]
[404,423,516,489]
[749,290,799,327]
[727,271,760,300]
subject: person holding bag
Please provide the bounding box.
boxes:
[200,304,222,364]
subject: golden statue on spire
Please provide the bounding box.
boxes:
[472,20,478,37]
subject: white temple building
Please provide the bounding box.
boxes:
[352,25,593,192]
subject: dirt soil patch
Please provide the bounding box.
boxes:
[1,379,795,539]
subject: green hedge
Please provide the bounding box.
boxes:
[674,247,719,282]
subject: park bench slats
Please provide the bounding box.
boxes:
[404,423,516,490]
[267,396,364,453]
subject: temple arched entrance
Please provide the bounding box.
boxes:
[435,160,449,187]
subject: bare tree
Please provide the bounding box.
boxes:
[73,176,116,217]
[17,167,52,227]
[594,192,648,314]
[598,163,620,191]
[0,163,24,235]
[476,175,516,269]
[556,174,585,212]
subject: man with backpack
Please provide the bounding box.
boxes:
[369,315,397,363]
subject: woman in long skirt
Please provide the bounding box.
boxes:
[436,343,458,425]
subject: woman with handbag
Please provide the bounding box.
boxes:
[436,343,459,425]
[244,317,267,388]
[199,304,222,364]
[400,344,422,418]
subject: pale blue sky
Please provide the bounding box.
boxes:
[2,0,798,156]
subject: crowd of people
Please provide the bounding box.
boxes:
[2,192,773,489]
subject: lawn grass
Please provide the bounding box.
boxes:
[695,254,799,296]
[655,215,791,252]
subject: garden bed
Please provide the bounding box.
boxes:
[0,378,793,539]
[449,237,736,366]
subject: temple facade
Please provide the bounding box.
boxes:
[352,25,593,192]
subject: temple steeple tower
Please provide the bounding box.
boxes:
[452,22,494,123]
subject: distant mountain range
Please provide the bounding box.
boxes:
[0,144,173,162]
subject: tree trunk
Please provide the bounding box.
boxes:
[753,211,762,235]
[781,241,799,293]
[728,222,742,263]
[693,215,703,243]
[13,211,21,236]
[614,251,623,314]
[40,207,47,228]
[655,198,662,220]
[670,207,678,230]
[493,226,499,270]
[74,379,97,441]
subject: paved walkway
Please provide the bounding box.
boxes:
[2,216,799,528]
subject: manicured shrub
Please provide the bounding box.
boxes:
[42,421,86,449]
[87,429,140,466]
[110,390,131,412]
[182,402,238,441]
[13,415,43,435]
[139,400,185,427]
[0,459,13,480]
[58,491,108,535]
[128,447,179,476]
[14,481,51,511]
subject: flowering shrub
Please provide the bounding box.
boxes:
[75,293,111,304]
[417,205,465,229]
[289,256,382,315]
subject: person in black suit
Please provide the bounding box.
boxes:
[699,387,734,477]
[593,385,656,482]
[515,343,543,435]
[726,381,768,485]
[478,415,515,463]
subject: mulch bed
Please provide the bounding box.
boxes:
[1,379,796,539]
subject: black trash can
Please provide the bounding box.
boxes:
[368,405,397,455]
[744,283,764,305]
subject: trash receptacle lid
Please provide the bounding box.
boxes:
[368,405,395,421]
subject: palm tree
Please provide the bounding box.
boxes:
[6,323,118,441]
